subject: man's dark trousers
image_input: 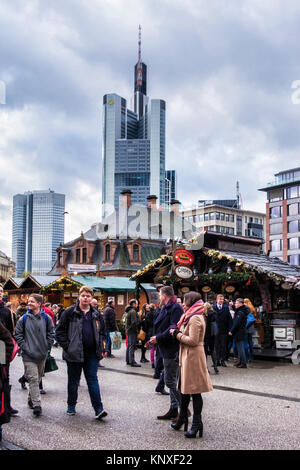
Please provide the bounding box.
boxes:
[126,332,137,364]
[67,352,104,413]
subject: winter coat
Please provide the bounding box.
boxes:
[154,298,183,359]
[56,301,107,362]
[103,305,117,332]
[125,306,140,335]
[204,309,217,345]
[144,308,155,339]
[176,314,213,395]
[230,305,249,341]
[15,310,54,363]
[212,303,233,335]
[16,306,27,321]
[0,302,14,336]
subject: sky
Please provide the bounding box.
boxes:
[1,0,300,256]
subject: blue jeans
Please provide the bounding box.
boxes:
[235,339,247,366]
[67,352,104,413]
[106,332,112,356]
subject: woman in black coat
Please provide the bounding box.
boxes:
[204,303,219,375]
[0,321,14,441]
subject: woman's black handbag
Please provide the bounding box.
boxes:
[44,353,58,373]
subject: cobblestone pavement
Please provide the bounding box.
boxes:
[1,343,300,450]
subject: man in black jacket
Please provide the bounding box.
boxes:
[150,286,183,420]
[229,298,249,368]
[56,286,108,419]
[213,294,232,367]
[103,299,118,358]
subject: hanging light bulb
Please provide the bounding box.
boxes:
[227,266,232,273]
[208,268,213,274]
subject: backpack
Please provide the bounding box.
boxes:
[22,312,48,334]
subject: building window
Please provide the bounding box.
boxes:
[133,244,139,262]
[76,249,80,263]
[288,203,300,216]
[216,212,220,220]
[105,244,111,262]
[82,248,87,264]
[271,239,282,252]
[288,238,299,250]
[209,212,215,220]
[204,213,209,221]
[270,223,282,235]
[270,206,282,219]
[220,213,225,221]
[288,254,300,266]
[286,186,300,199]
[230,215,235,222]
[288,220,300,233]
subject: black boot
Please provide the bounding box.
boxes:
[214,366,219,375]
[184,415,203,438]
[171,409,188,431]
[8,385,18,416]
[157,407,178,420]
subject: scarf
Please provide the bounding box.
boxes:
[177,300,204,330]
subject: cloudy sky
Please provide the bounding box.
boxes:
[1,0,300,256]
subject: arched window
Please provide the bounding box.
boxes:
[133,244,139,262]
[105,244,111,262]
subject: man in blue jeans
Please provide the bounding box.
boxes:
[229,298,249,369]
[56,286,108,419]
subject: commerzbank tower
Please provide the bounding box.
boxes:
[101,26,176,216]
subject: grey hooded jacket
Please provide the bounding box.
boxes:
[15,310,54,363]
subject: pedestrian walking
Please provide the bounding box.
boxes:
[150,285,183,421]
[103,299,118,358]
[0,286,18,416]
[15,294,54,417]
[203,302,219,374]
[139,303,150,363]
[0,321,14,442]
[125,299,141,367]
[244,298,256,361]
[145,303,156,368]
[213,294,232,367]
[229,298,249,368]
[170,292,213,438]
[56,286,108,420]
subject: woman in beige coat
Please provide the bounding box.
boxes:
[170,292,213,438]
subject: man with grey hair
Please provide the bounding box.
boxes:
[150,285,183,420]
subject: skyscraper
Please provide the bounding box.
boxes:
[102,26,170,215]
[12,190,65,275]
[165,170,177,207]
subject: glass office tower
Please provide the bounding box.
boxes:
[12,190,65,275]
[165,170,177,207]
[101,30,171,215]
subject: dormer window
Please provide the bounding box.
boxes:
[133,244,139,262]
[105,244,111,262]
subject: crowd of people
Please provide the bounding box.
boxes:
[0,283,257,442]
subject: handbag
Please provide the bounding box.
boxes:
[44,352,58,373]
[109,332,122,350]
[10,338,20,362]
[137,328,146,342]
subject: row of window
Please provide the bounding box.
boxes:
[270,220,300,235]
[269,185,300,202]
[186,213,263,224]
[270,203,300,218]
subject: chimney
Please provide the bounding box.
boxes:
[147,194,158,210]
[121,189,132,208]
[170,199,180,215]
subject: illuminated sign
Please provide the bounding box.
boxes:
[174,250,194,266]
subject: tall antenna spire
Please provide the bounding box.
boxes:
[138,24,142,63]
[137,25,143,87]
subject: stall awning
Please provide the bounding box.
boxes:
[70,276,156,292]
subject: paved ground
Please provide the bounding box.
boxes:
[1,343,300,451]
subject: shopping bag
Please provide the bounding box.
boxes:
[44,353,58,373]
[10,338,20,362]
[109,332,122,350]
[137,328,146,342]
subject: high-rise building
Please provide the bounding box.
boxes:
[102,26,172,215]
[165,170,177,207]
[259,167,300,265]
[12,190,65,275]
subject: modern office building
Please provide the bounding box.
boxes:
[165,170,177,207]
[12,190,65,275]
[259,167,300,265]
[102,27,172,215]
[182,201,265,241]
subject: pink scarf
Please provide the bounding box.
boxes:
[177,300,204,330]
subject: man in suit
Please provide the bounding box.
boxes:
[213,294,233,367]
[150,285,183,420]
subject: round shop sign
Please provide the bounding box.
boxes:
[202,286,211,293]
[174,249,194,266]
[225,285,235,293]
[181,287,190,293]
[281,282,293,290]
[175,265,193,279]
